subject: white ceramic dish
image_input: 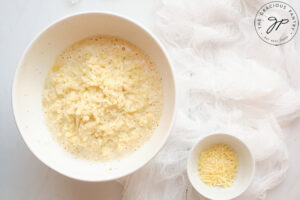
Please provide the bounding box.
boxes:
[12,12,176,182]
[187,133,255,200]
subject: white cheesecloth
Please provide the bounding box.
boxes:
[121,0,300,199]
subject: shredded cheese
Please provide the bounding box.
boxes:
[198,144,238,187]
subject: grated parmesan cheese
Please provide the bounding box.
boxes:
[198,144,238,187]
[42,35,163,161]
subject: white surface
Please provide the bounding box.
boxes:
[13,12,175,182]
[0,0,300,199]
[187,134,254,200]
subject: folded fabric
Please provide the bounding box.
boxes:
[121,0,300,199]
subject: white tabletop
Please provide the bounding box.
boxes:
[1,0,299,199]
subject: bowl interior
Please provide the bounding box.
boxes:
[13,13,175,181]
[187,134,255,199]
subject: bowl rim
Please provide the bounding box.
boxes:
[12,11,177,182]
[187,133,255,200]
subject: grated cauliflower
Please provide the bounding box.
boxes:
[42,35,163,161]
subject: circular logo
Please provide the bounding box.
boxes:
[254,1,299,46]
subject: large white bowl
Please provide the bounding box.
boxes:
[12,12,176,182]
[187,133,255,200]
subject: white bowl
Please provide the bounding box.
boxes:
[187,133,255,200]
[12,12,176,182]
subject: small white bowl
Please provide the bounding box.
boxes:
[12,12,176,181]
[187,133,255,200]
